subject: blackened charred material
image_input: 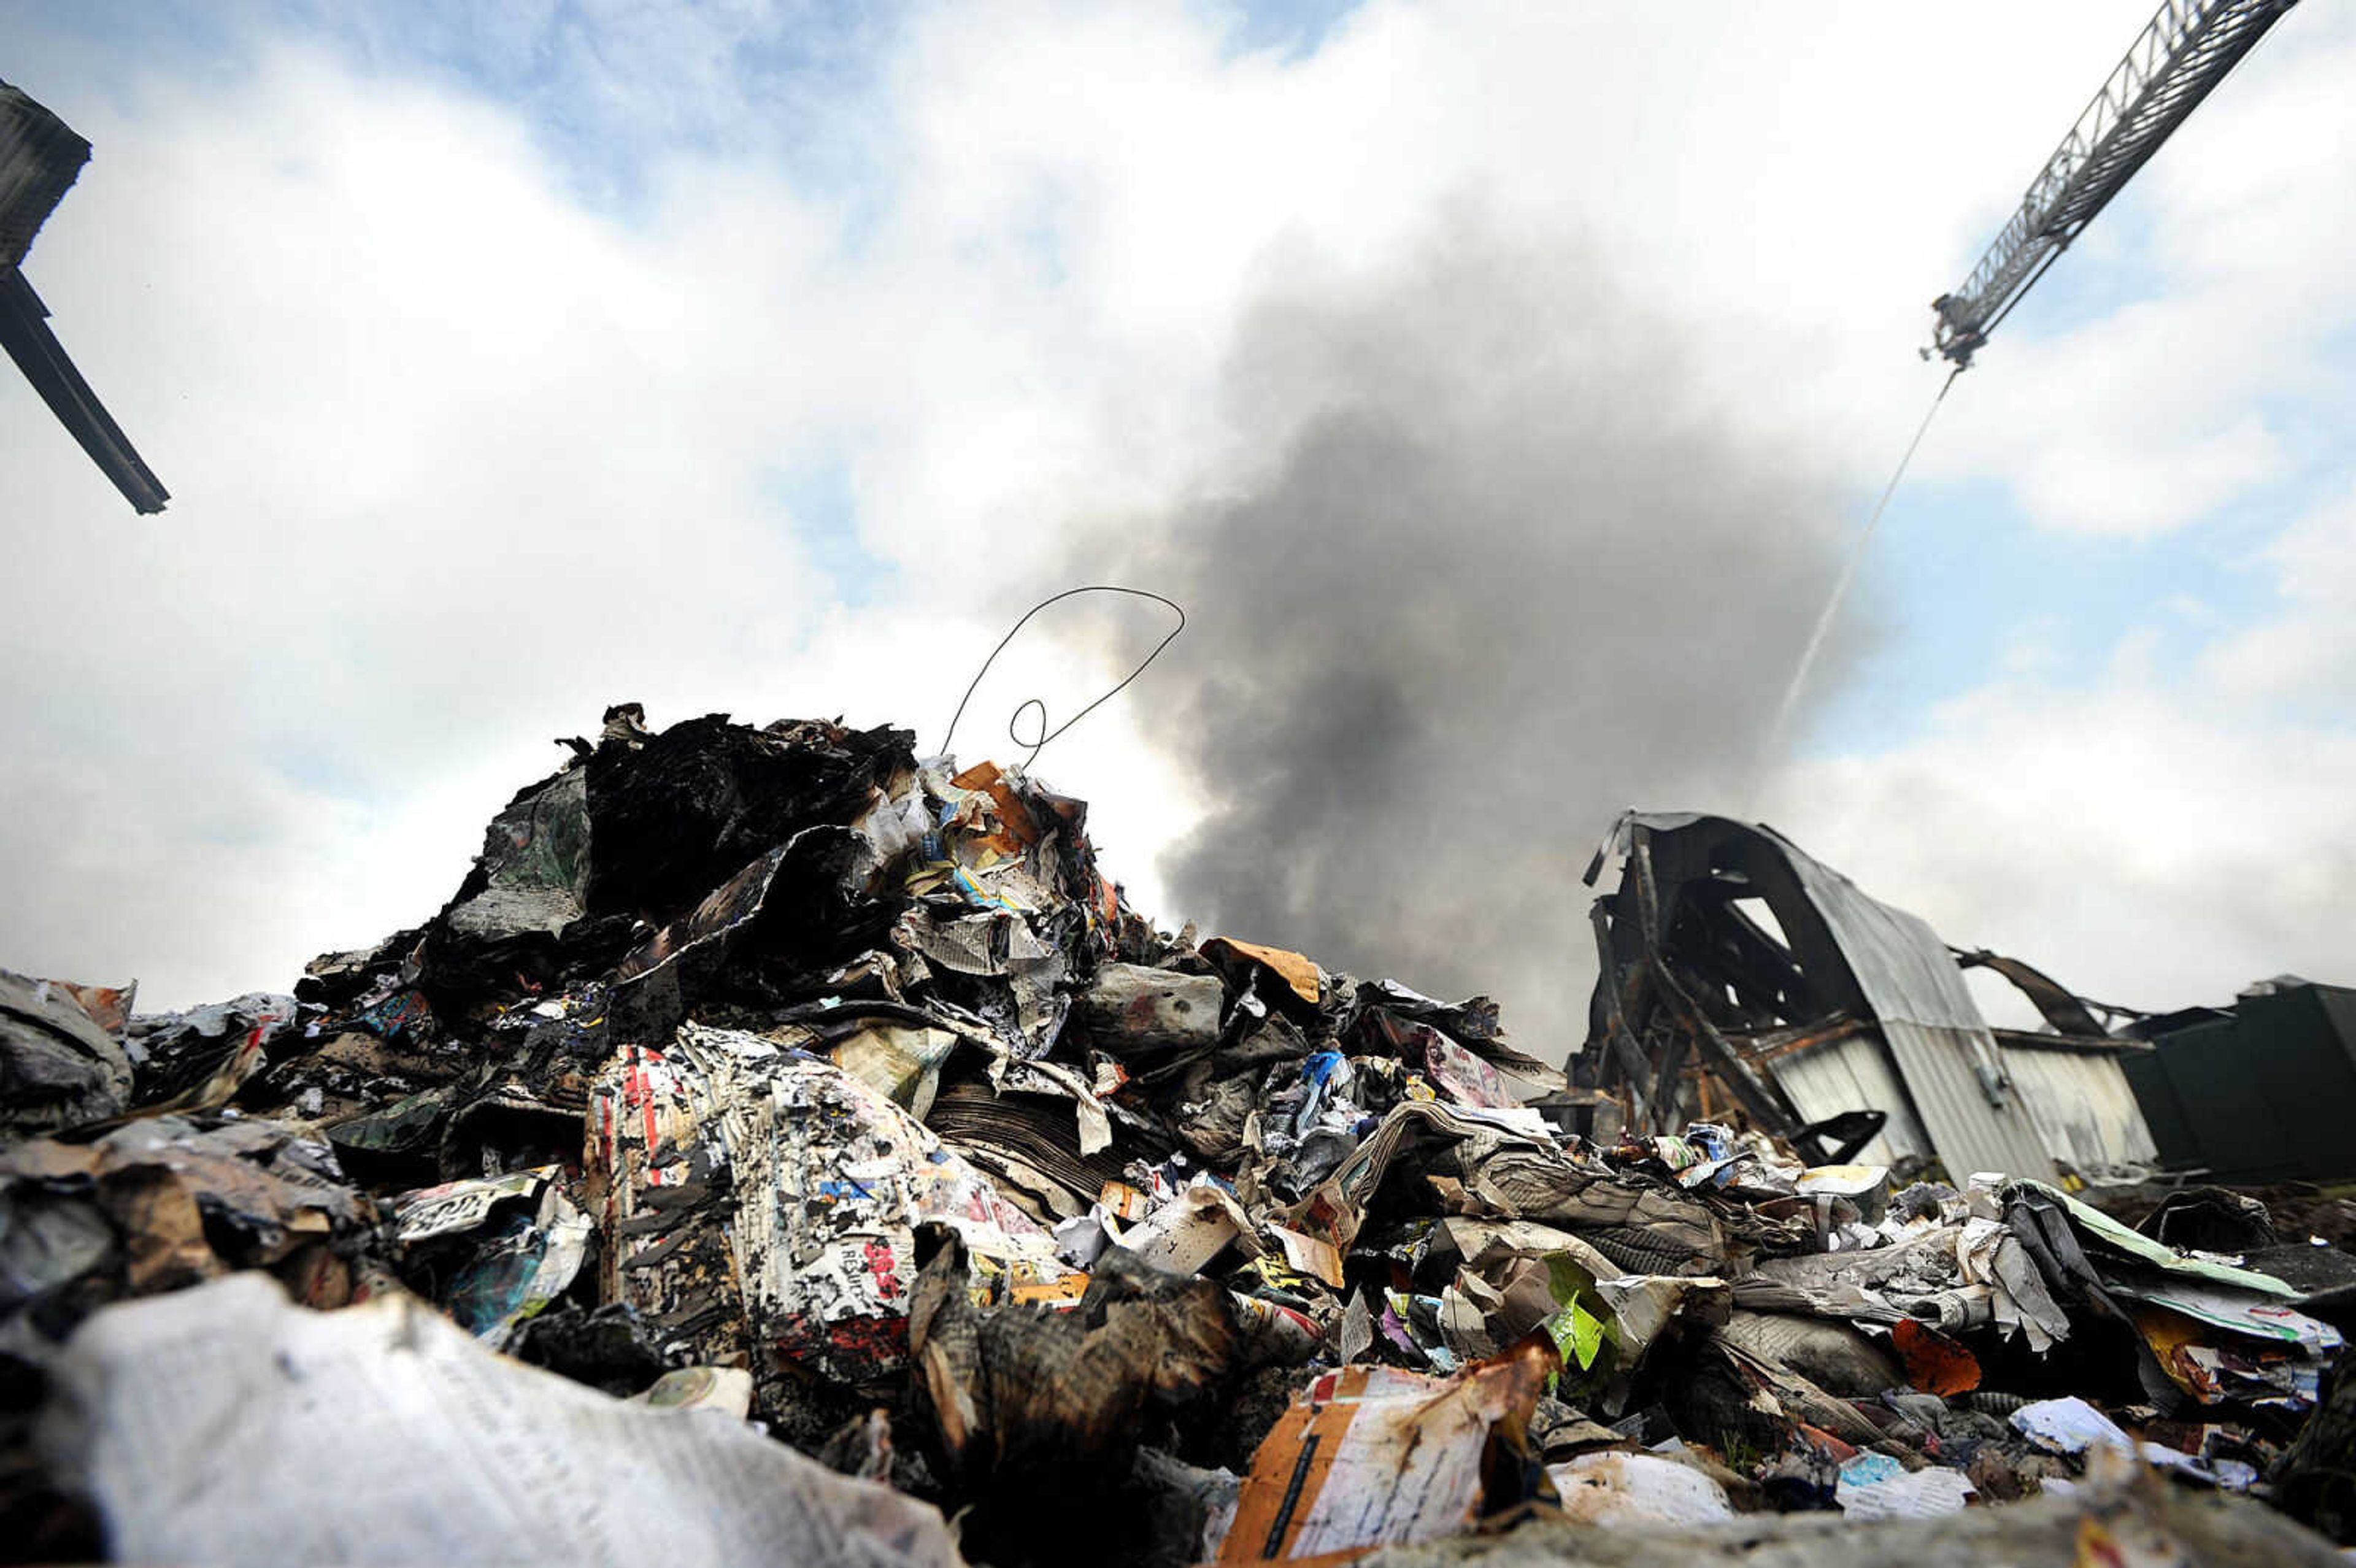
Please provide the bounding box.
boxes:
[1952,949,2129,1038]
[910,1234,1239,1483]
[509,1302,676,1397]
[415,713,915,1019]
[0,1115,383,1338]
[0,967,133,1139]
[2275,1348,2356,1545]
[583,715,912,923]
[0,83,87,268]
[0,83,167,514]
[909,1232,1241,1564]
[1582,815,1839,1157]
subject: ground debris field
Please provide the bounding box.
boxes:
[2,705,2352,1567]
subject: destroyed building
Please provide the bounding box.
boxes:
[1,707,2351,1566]
[1580,812,2158,1182]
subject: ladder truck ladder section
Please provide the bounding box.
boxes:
[1928,0,2300,367]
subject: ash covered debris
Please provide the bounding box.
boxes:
[0,706,2349,1566]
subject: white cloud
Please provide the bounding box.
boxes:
[1770,467,2356,1017]
[2201,478,2356,707]
[3,0,2352,1026]
[1919,0,2356,538]
[1751,3,2356,1017]
[1768,669,2356,1015]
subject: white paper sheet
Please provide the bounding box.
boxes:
[1835,1453,1974,1520]
[2012,1394,2135,1456]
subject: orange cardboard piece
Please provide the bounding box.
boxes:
[948,760,1042,850]
[1220,1348,1547,1562]
[1201,937,1321,1006]
[2132,1305,2223,1402]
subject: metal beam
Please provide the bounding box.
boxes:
[1,82,169,514]
[0,267,169,513]
[1930,0,2299,366]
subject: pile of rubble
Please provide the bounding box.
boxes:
[2,705,2350,1566]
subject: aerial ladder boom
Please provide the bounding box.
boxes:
[1928,0,2299,366]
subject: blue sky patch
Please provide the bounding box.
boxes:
[768,456,895,607]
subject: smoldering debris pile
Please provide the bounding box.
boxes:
[2,706,2351,1567]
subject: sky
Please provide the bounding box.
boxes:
[4,0,2352,1055]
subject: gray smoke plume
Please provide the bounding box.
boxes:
[1077,228,1876,1063]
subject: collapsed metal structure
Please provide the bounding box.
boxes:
[1580,812,2156,1182]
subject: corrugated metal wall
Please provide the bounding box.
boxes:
[1998,1045,2157,1171]
[1777,1034,2153,1178]
[1773,1034,1930,1167]
[1780,848,2058,1183]
[1878,1020,2057,1182]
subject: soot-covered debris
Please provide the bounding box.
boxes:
[0,705,2348,1566]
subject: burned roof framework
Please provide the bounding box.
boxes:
[1582,812,1867,1161]
[1579,812,2115,1182]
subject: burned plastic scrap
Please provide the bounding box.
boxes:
[2138,1185,2279,1255]
[508,1300,675,1396]
[0,968,133,1137]
[440,766,591,945]
[118,992,296,1114]
[418,711,916,1020]
[909,1232,1238,1488]
[0,1114,382,1334]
